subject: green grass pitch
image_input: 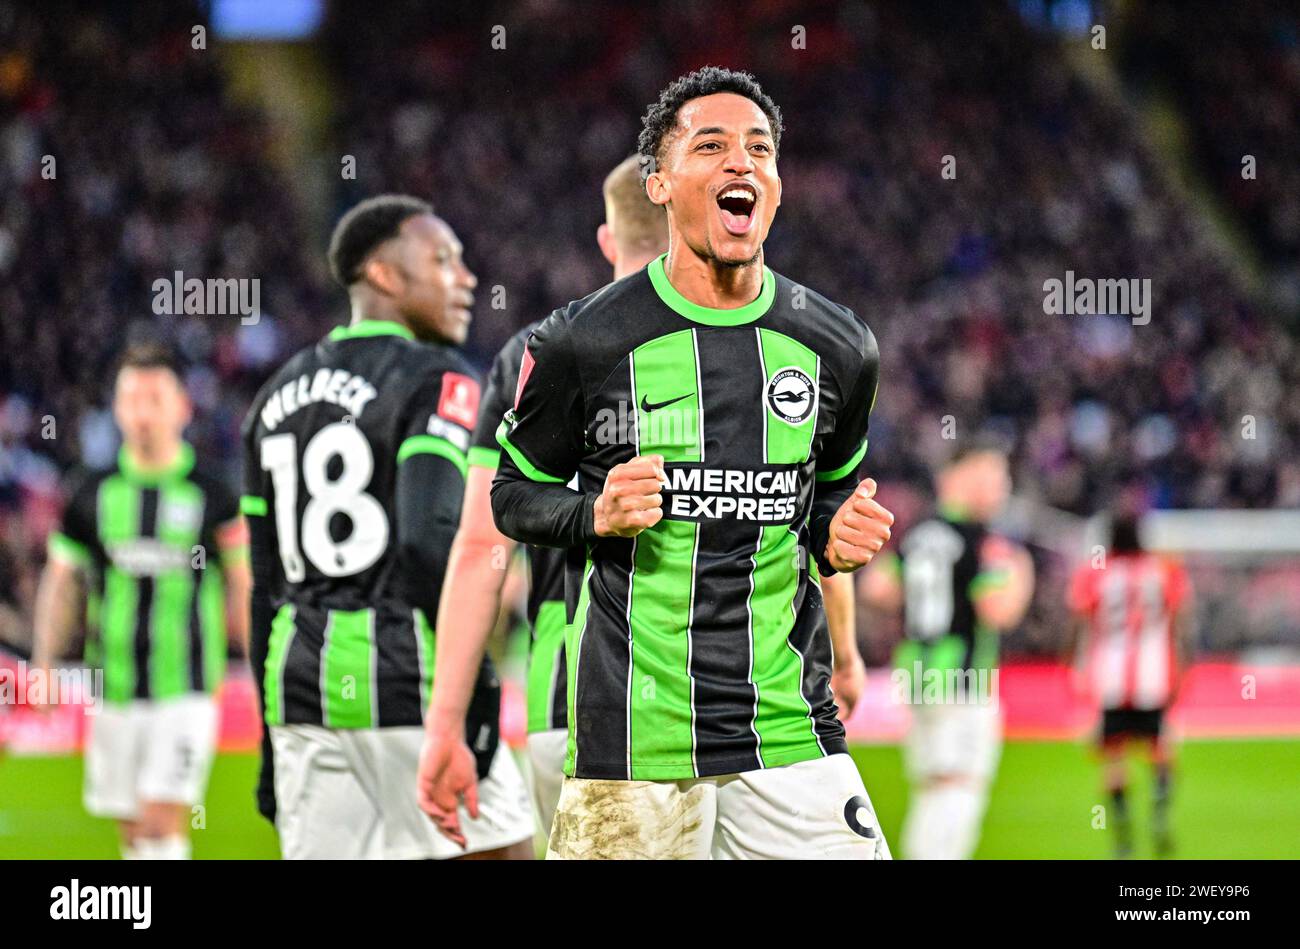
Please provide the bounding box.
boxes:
[1,739,1295,859]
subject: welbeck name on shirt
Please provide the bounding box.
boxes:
[50,879,151,930]
[260,368,378,430]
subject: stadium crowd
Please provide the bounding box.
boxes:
[2,0,1297,657]
[1119,0,1300,284]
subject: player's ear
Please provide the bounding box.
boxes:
[361,256,402,297]
[645,171,670,208]
[596,223,617,267]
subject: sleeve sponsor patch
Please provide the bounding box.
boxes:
[438,372,480,429]
[425,414,470,451]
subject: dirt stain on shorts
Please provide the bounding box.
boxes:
[550,779,709,860]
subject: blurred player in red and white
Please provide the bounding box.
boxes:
[1065,508,1193,858]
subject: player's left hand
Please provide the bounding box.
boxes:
[830,652,867,720]
[825,478,894,572]
[416,727,480,849]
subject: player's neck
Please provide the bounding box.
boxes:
[123,439,183,474]
[347,295,413,337]
[939,499,972,523]
[663,244,765,310]
[614,250,662,280]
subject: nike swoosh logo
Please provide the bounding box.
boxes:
[640,393,693,413]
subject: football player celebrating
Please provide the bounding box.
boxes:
[425,68,894,859]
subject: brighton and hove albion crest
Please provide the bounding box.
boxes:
[765,366,817,425]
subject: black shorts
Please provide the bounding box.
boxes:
[1100,707,1165,744]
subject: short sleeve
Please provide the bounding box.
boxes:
[469,328,530,470]
[240,396,270,519]
[816,319,879,483]
[496,312,586,483]
[1165,559,1191,611]
[1067,565,1097,615]
[395,365,481,479]
[48,472,98,570]
[207,476,240,528]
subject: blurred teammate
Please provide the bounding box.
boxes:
[417,155,667,842]
[242,195,531,859]
[33,343,249,859]
[1065,511,1193,858]
[865,445,1034,859]
[423,67,894,859]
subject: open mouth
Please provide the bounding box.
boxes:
[716,182,757,236]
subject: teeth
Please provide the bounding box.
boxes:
[721,189,755,203]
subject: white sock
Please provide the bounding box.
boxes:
[121,843,143,860]
[937,785,985,859]
[902,787,944,859]
[903,784,987,859]
[133,835,192,860]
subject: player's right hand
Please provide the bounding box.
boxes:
[416,727,480,849]
[594,454,666,537]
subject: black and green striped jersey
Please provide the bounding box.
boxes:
[892,512,1005,682]
[241,319,497,732]
[49,443,239,704]
[470,323,568,734]
[493,254,879,780]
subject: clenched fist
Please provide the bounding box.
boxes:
[594,454,666,538]
[825,478,894,572]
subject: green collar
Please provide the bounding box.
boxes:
[118,442,195,485]
[328,319,415,341]
[647,254,776,326]
[939,500,971,523]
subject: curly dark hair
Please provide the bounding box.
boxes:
[637,67,783,181]
[327,194,433,287]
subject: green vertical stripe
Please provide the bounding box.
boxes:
[84,590,103,669]
[565,561,595,776]
[322,609,375,728]
[752,330,823,763]
[199,570,226,692]
[527,601,567,733]
[150,481,202,699]
[414,607,436,711]
[263,605,296,726]
[100,568,137,703]
[97,477,139,704]
[627,330,700,778]
[150,571,191,698]
[750,525,820,762]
